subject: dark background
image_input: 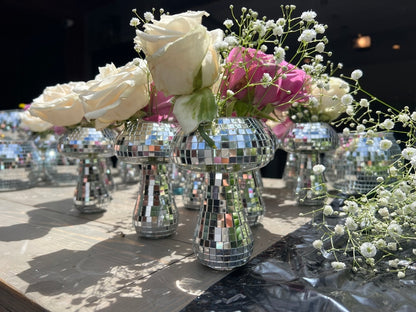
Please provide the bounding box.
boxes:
[2,0,415,177]
[3,0,415,109]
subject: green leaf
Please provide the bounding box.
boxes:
[232,100,275,120]
[225,100,236,117]
[234,100,251,117]
[251,105,276,120]
[173,88,217,134]
[261,103,275,116]
[193,66,203,91]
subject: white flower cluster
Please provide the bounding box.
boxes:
[308,68,416,277]
[215,5,329,67]
[312,114,416,278]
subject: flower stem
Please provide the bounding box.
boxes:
[198,124,216,149]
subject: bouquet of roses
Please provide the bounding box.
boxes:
[28,58,174,131]
[130,5,334,135]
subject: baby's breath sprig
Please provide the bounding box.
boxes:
[308,67,416,278]
[218,5,330,69]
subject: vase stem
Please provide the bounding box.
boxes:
[74,157,112,213]
[193,171,254,270]
[239,170,265,226]
[283,152,299,187]
[133,164,178,238]
[296,152,327,206]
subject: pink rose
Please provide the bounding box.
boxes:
[142,85,175,122]
[271,116,294,139]
[52,126,67,136]
[220,47,309,111]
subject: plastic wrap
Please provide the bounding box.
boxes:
[182,211,416,312]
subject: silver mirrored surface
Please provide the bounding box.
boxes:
[326,132,401,194]
[133,164,179,238]
[58,127,116,158]
[171,117,275,172]
[193,171,254,270]
[239,170,265,226]
[114,120,176,164]
[182,170,205,210]
[0,140,40,191]
[282,122,339,153]
[33,136,79,186]
[73,157,112,213]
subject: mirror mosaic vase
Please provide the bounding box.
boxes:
[119,161,141,184]
[133,163,178,238]
[114,120,179,238]
[57,127,116,213]
[326,132,401,194]
[282,152,299,187]
[239,170,266,226]
[32,134,78,186]
[171,117,275,270]
[0,140,40,191]
[282,122,339,206]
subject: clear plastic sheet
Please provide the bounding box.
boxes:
[181,199,416,312]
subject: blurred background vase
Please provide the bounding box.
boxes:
[57,127,116,213]
[239,170,266,226]
[282,122,339,206]
[0,140,40,191]
[171,117,275,270]
[119,161,141,185]
[32,134,79,186]
[0,110,41,191]
[114,120,178,239]
[282,152,299,188]
[168,163,184,196]
[325,131,401,195]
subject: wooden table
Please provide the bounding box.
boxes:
[0,177,310,312]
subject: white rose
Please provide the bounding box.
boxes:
[29,81,86,126]
[19,110,53,132]
[310,77,350,121]
[134,11,223,96]
[79,58,150,129]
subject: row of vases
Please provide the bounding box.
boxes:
[0,132,117,192]
[54,118,274,270]
[38,119,400,271]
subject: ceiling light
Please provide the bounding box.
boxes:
[353,34,371,49]
[392,44,401,50]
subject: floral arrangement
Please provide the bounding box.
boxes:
[24,3,416,279]
[132,6,415,280]
[130,5,336,136]
[28,5,341,137]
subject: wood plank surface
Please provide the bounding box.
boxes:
[0,278,48,312]
[0,178,310,312]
